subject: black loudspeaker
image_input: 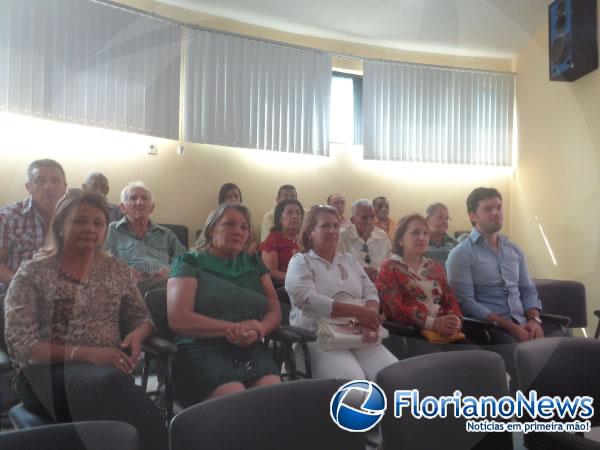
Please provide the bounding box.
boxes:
[548,0,598,81]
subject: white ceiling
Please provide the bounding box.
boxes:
[161,0,549,58]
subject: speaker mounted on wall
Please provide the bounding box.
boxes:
[549,0,598,82]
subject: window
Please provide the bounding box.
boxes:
[329,71,362,145]
[363,61,515,166]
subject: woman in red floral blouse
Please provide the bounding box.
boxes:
[376,214,467,354]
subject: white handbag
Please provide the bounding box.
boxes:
[316,291,389,351]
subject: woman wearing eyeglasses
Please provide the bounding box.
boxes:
[285,205,397,381]
[261,199,304,288]
[376,214,468,357]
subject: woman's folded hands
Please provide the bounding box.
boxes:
[432,314,461,337]
[225,323,260,347]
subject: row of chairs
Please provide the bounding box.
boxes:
[3,337,598,450]
[1,275,584,428]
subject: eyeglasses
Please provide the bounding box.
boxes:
[361,243,371,265]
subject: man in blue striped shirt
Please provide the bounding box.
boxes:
[106,181,185,291]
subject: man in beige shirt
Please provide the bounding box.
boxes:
[260,184,298,242]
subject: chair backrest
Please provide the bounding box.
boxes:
[376,350,512,450]
[169,379,365,450]
[160,223,189,249]
[0,292,7,352]
[144,288,174,342]
[0,420,139,450]
[276,287,291,325]
[533,279,587,328]
[515,337,600,426]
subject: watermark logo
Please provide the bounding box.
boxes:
[330,380,387,432]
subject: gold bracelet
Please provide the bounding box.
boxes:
[70,345,80,361]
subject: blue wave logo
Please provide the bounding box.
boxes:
[330,380,387,432]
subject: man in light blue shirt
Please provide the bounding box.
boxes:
[447,187,562,378]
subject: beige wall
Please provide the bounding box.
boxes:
[0,0,513,246]
[0,113,510,243]
[513,12,600,335]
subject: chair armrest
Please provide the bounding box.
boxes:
[462,317,497,329]
[143,336,177,356]
[0,349,13,373]
[269,325,317,344]
[383,320,416,336]
[540,312,571,328]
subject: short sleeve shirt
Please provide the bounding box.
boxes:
[262,231,299,272]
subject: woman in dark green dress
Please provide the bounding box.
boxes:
[167,203,281,403]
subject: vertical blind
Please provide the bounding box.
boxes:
[363,60,515,166]
[183,30,332,156]
[0,0,181,139]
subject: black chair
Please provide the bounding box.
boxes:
[169,378,365,450]
[270,286,316,379]
[382,316,497,360]
[377,350,513,450]
[142,288,314,423]
[0,292,17,429]
[159,223,189,248]
[0,420,139,450]
[534,278,585,334]
[0,293,55,429]
[515,337,600,450]
[141,289,178,422]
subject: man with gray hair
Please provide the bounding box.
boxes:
[106,181,185,292]
[82,171,124,223]
[338,199,391,280]
[425,202,458,264]
[0,159,67,292]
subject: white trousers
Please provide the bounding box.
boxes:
[297,341,398,381]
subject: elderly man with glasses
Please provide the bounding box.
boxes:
[338,199,391,280]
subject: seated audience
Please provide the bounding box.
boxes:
[260,184,298,242]
[376,214,467,356]
[4,189,166,450]
[446,187,563,379]
[373,196,397,241]
[326,193,351,229]
[0,159,67,293]
[286,205,397,380]
[106,181,185,292]
[339,199,391,280]
[167,203,281,404]
[261,199,304,287]
[218,182,242,205]
[425,202,458,263]
[82,172,124,223]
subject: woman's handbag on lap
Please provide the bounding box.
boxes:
[316,291,389,351]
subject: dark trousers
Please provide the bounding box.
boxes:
[384,332,478,360]
[17,362,167,450]
[468,321,564,386]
